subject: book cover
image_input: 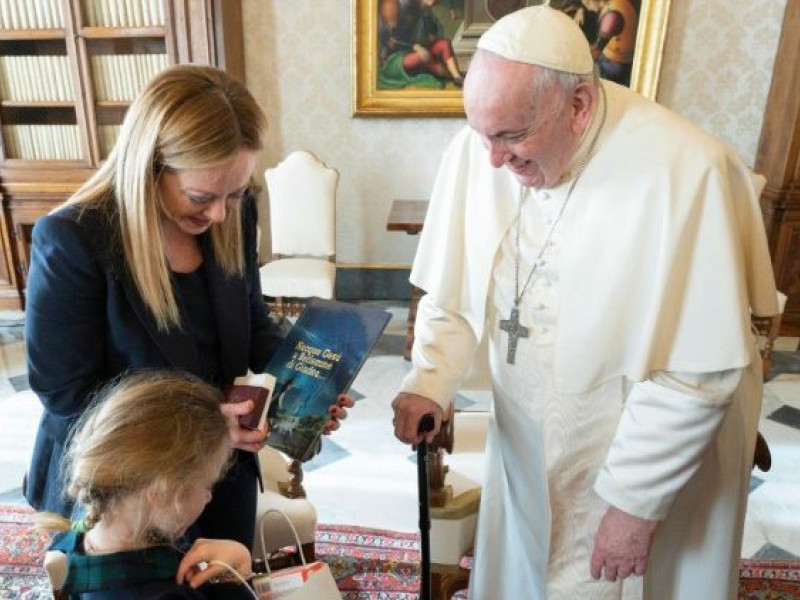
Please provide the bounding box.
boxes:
[264,298,391,461]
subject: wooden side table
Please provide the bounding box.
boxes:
[386,200,429,360]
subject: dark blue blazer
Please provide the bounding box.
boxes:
[25,194,282,514]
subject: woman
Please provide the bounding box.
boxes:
[24,64,349,549]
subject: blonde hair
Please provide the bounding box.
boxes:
[64,64,267,330]
[36,371,231,544]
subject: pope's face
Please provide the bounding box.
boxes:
[464,52,583,189]
[158,149,256,236]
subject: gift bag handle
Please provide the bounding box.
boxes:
[259,507,308,574]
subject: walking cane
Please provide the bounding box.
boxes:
[417,413,435,600]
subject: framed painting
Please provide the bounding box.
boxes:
[352,0,672,117]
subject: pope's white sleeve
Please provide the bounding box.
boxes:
[398,293,479,409]
[593,368,743,521]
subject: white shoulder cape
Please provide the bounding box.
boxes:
[410,81,779,394]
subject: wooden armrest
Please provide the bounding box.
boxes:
[258,446,306,498]
[44,551,68,596]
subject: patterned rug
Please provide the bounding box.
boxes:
[0,504,51,599]
[739,559,800,599]
[316,524,421,599]
[0,505,424,599]
[2,504,798,599]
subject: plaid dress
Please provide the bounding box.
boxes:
[49,530,253,599]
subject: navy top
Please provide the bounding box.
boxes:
[173,267,222,386]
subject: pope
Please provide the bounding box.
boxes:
[390,6,779,599]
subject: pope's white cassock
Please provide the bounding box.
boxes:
[398,78,780,599]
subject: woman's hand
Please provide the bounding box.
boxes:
[221,392,353,451]
[322,393,355,434]
[219,400,268,453]
[176,538,252,588]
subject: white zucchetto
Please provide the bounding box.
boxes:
[477,5,594,75]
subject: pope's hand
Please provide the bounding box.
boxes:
[391,392,443,445]
[590,505,658,581]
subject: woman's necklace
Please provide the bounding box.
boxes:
[499,86,608,365]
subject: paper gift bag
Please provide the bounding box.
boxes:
[253,561,340,599]
[252,508,341,599]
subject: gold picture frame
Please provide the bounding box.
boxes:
[352,0,672,117]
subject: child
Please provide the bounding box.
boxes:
[37,371,258,599]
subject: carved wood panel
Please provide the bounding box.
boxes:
[756,1,800,334]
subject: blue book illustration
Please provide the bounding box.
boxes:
[265,298,391,461]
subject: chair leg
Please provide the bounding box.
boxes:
[405,286,424,361]
[432,567,470,600]
[277,459,307,499]
[754,431,772,472]
[265,542,315,571]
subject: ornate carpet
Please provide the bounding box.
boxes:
[0,504,51,598]
[739,559,800,599]
[1,504,798,599]
[316,524,421,599]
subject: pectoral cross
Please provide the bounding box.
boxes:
[499,306,528,365]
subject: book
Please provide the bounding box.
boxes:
[223,372,277,431]
[264,298,391,461]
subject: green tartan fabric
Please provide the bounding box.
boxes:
[50,530,182,593]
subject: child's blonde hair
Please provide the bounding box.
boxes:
[37,371,231,543]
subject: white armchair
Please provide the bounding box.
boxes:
[259,150,338,317]
[253,445,317,564]
[44,550,68,599]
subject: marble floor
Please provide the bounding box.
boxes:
[0,305,799,561]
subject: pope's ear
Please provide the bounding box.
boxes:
[570,81,596,134]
